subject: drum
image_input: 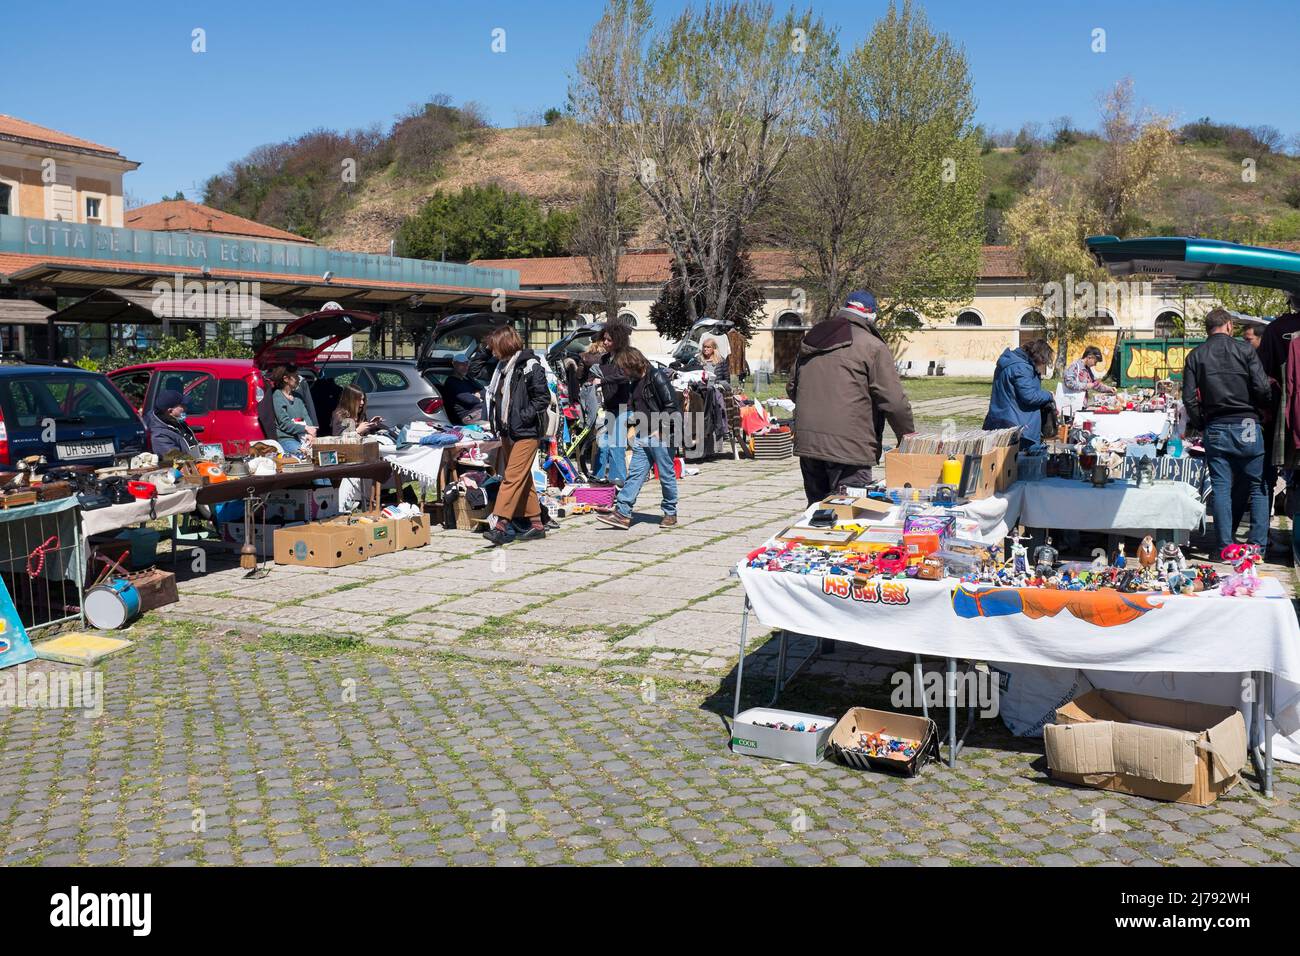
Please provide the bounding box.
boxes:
[84,579,141,629]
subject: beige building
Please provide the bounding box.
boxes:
[0,114,138,227]
[475,247,1216,377]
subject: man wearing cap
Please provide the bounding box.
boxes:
[145,389,201,458]
[788,290,915,504]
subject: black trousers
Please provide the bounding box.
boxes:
[800,457,875,505]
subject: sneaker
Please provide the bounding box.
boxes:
[595,511,631,530]
[481,524,514,547]
[660,515,678,529]
[518,526,546,541]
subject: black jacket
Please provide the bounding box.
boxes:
[443,374,484,424]
[145,409,199,458]
[490,349,551,440]
[1182,332,1271,430]
[631,363,681,417]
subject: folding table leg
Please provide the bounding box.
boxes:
[731,596,751,722]
[947,657,958,768]
[915,655,929,722]
[1264,672,1275,799]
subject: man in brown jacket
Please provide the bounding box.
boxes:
[788,290,915,504]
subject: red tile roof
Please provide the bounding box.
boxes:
[475,246,1025,284]
[126,200,314,245]
[0,114,128,159]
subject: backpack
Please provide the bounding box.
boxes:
[523,357,561,439]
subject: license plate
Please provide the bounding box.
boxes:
[56,440,115,460]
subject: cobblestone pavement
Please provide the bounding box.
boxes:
[1,457,1297,865]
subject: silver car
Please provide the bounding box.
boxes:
[313,359,451,433]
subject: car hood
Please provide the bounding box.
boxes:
[254,307,378,369]
[1087,235,1300,294]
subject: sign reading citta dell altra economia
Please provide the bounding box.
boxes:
[0,214,519,291]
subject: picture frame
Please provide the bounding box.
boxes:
[316,450,339,467]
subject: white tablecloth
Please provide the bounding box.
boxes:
[80,487,198,538]
[1075,410,1172,442]
[385,445,446,487]
[1012,477,1204,533]
[738,567,1300,755]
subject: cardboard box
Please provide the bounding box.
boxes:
[393,512,431,550]
[265,488,340,523]
[775,526,860,547]
[884,444,1018,499]
[1043,689,1247,806]
[829,707,939,777]
[731,707,836,765]
[326,513,398,557]
[273,522,369,568]
[819,495,894,522]
[220,520,305,558]
[311,439,379,464]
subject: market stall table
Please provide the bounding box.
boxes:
[1010,476,1205,541]
[1073,409,1177,442]
[733,565,1297,795]
[79,486,198,538]
[192,461,393,506]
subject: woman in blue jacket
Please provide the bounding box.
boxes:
[983,339,1057,449]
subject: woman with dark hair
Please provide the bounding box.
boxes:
[145,389,200,458]
[271,365,317,454]
[1061,345,1116,407]
[596,347,682,530]
[588,320,635,486]
[482,324,552,546]
[984,338,1058,450]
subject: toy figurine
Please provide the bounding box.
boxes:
[1137,535,1157,569]
[1113,542,1127,570]
[1033,535,1059,579]
[1008,529,1029,577]
[1220,544,1263,597]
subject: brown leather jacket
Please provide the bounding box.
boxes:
[787,308,915,466]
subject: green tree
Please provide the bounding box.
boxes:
[648,247,766,340]
[396,184,572,261]
[776,0,983,344]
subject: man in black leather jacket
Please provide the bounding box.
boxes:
[1182,308,1272,553]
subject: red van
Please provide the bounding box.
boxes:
[108,308,375,456]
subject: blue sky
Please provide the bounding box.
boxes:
[4,0,1298,203]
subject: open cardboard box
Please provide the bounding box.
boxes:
[272,521,368,568]
[326,512,398,557]
[884,444,1018,499]
[819,495,894,522]
[1043,689,1247,806]
[829,706,939,777]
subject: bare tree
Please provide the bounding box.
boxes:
[570,0,828,329]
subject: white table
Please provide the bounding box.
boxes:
[733,564,1297,795]
[1074,410,1174,442]
[1010,477,1205,539]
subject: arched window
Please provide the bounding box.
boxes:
[894,310,922,329]
[0,183,11,217]
[617,310,638,327]
[1019,309,1047,327]
[775,311,803,329]
[954,309,983,327]
[1154,310,1181,336]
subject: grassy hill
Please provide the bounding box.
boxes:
[200,115,1300,256]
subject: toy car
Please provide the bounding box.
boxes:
[873,546,909,576]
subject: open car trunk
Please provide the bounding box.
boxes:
[415,312,521,381]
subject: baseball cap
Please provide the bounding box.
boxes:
[845,290,877,316]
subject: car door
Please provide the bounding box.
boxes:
[109,368,153,415]
[152,367,218,445]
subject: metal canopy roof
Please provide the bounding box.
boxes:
[0,297,57,325]
[0,255,592,315]
[48,286,300,325]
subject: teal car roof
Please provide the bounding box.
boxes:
[1086,235,1300,294]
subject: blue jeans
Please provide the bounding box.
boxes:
[279,437,304,455]
[615,435,678,518]
[1204,419,1267,552]
[594,409,629,484]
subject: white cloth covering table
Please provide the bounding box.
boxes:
[1073,410,1174,442]
[1011,477,1204,537]
[733,563,1298,794]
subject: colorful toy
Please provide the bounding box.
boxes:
[1219,544,1263,597]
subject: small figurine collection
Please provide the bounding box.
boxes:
[755,719,823,733]
[847,730,921,761]
[746,526,1263,598]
